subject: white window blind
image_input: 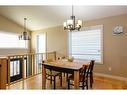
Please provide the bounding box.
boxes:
[69,25,103,63]
[0,32,28,48]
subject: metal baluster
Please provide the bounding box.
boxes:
[38,54,39,74]
[40,53,43,73]
[36,54,37,74]
[26,55,28,78]
[16,56,18,75]
[32,54,35,76]
[13,56,14,77]
[37,54,38,74]
[30,54,32,76]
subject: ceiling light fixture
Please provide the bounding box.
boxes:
[63,6,82,31]
[19,18,31,40]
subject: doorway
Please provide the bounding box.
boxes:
[36,33,46,73]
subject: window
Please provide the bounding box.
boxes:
[69,25,103,63]
[0,32,28,48]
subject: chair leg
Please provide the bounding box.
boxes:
[66,73,68,81]
[68,79,70,89]
[53,76,56,89]
[86,80,88,90]
[91,74,93,83]
[90,74,93,88]
[64,73,65,77]
[50,76,52,84]
[82,82,84,90]
[60,74,62,87]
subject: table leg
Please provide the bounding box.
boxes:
[42,64,46,89]
[74,70,79,89]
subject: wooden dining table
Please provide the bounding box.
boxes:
[42,59,90,89]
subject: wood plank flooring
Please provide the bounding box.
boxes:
[6,74,127,90]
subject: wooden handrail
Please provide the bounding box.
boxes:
[7,51,56,57]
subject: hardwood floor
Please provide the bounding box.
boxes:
[6,74,127,90]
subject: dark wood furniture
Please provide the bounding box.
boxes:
[87,60,95,88]
[42,60,90,89]
[67,65,88,89]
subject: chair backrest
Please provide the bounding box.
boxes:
[46,51,56,61]
[88,60,95,73]
[80,65,88,82]
[45,59,54,63]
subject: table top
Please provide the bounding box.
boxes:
[42,59,90,70]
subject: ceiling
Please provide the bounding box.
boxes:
[0,6,127,31]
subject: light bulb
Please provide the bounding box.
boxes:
[78,20,82,26]
[67,19,73,25]
[63,22,67,27]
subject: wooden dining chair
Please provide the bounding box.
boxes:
[87,60,95,88]
[67,65,89,89]
[44,59,62,89]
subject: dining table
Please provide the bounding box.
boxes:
[42,59,90,89]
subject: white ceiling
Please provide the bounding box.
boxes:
[0,6,127,31]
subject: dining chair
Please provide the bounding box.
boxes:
[44,59,62,89]
[67,65,89,89]
[87,60,95,88]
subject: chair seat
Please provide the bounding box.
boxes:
[46,69,61,76]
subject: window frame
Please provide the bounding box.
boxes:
[68,25,104,64]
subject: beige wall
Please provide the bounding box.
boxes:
[32,14,127,78]
[84,14,127,78]
[0,15,30,56]
[32,26,68,58]
[0,15,24,33]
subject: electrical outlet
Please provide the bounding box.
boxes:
[108,67,112,71]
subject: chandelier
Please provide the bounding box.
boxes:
[63,6,82,31]
[19,18,31,40]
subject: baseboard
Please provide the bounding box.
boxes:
[94,73,127,81]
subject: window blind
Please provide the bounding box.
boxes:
[69,25,103,63]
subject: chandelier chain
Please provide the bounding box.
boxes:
[72,5,73,16]
[24,18,27,32]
